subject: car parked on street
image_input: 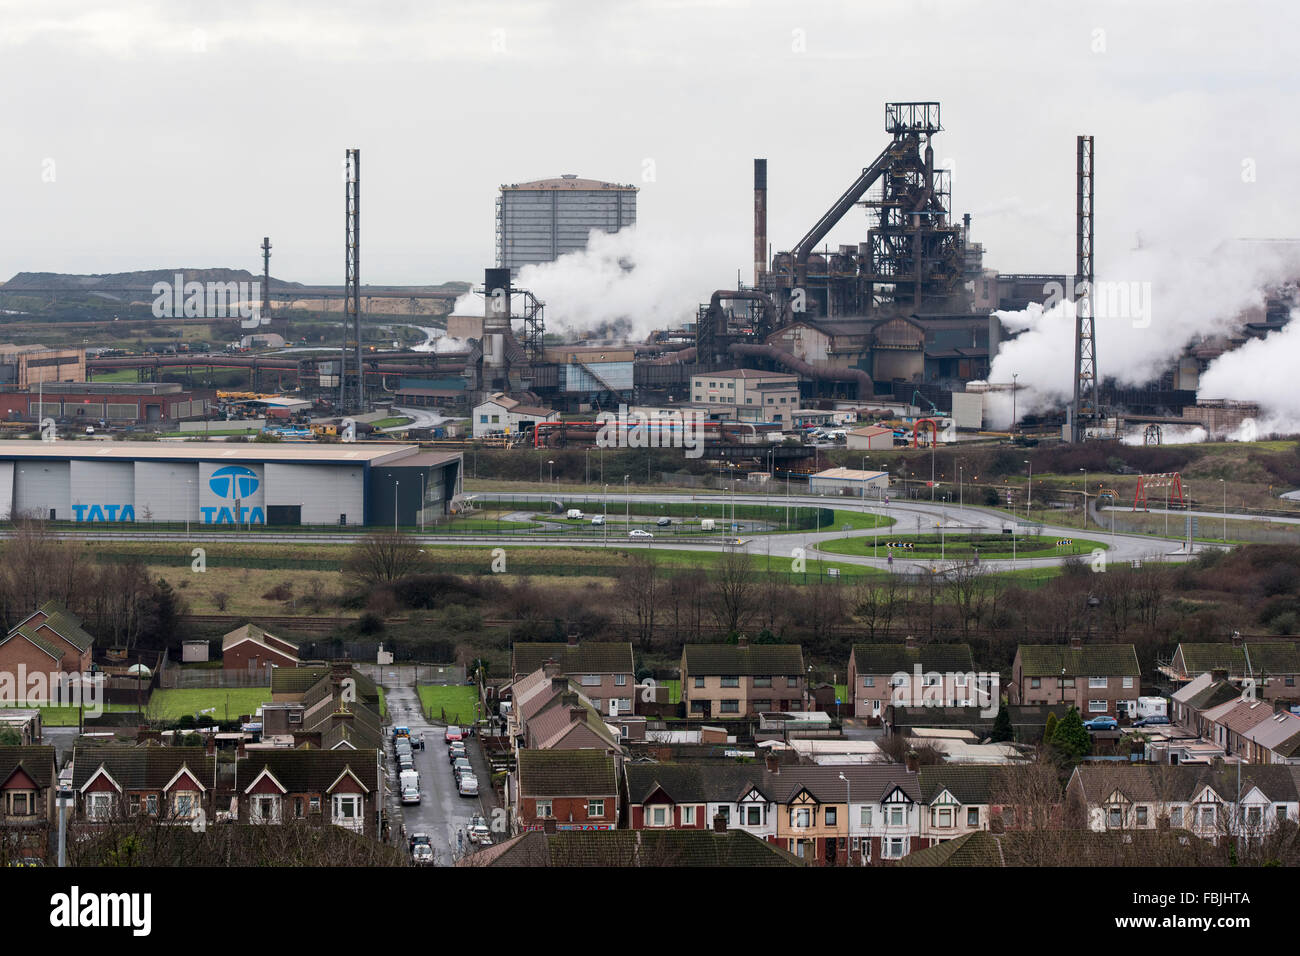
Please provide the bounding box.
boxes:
[1082,716,1119,731]
[452,757,472,780]
[409,732,424,750]
[444,725,463,743]
[457,773,479,797]
[468,814,493,845]
[448,741,467,763]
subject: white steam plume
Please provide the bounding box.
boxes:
[983,240,1300,430]
[451,225,738,341]
[1197,308,1300,437]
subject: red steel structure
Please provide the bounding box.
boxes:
[1132,472,1184,511]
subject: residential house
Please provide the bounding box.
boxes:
[71,745,215,825]
[777,764,922,865]
[265,663,384,751]
[508,665,624,755]
[510,640,635,716]
[680,643,807,718]
[847,639,976,722]
[1008,638,1141,717]
[514,749,619,831]
[1066,763,1300,841]
[238,748,381,836]
[917,765,1001,843]
[1200,696,1300,763]
[461,828,804,867]
[221,623,300,671]
[0,745,58,861]
[624,762,776,839]
[1171,671,1241,736]
[1167,640,1300,701]
[0,600,95,698]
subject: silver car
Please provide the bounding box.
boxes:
[457,773,479,797]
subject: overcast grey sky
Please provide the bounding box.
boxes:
[2,0,1297,288]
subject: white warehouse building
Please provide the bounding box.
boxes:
[0,441,461,527]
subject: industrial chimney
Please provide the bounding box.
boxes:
[482,267,512,368]
[754,158,767,286]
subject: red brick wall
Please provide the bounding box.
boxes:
[224,642,296,671]
[519,795,614,827]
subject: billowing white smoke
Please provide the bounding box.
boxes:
[452,225,737,341]
[1198,309,1300,437]
[982,240,1300,430]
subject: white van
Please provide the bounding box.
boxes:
[400,769,420,803]
[700,519,716,531]
[566,509,584,520]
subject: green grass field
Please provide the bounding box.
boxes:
[1,703,138,726]
[817,533,1109,561]
[416,685,478,725]
[146,688,272,723]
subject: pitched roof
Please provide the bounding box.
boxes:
[0,746,57,789]
[1016,644,1140,678]
[918,765,1002,804]
[238,749,379,793]
[897,829,1217,867]
[1,625,65,661]
[1173,673,1241,711]
[527,692,621,751]
[625,763,772,805]
[1201,697,1277,736]
[517,749,617,797]
[852,643,976,674]
[682,644,805,676]
[511,642,634,677]
[33,600,95,652]
[222,623,299,660]
[465,829,804,867]
[71,745,215,791]
[1176,642,1300,677]
[1070,764,1300,805]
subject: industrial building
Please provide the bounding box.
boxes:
[0,381,211,425]
[495,174,637,275]
[806,468,890,496]
[0,442,461,527]
[0,344,85,388]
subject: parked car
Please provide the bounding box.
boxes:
[401,785,421,805]
[409,732,424,750]
[628,529,653,538]
[444,725,463,743]
[448,741,467,763]
[457,773,479,797]
[398,754,414,772]
[656,516,671,526]
[468,814,493,845]
[1133,715,1170,727]
[411,843,433,865]
[452,757,472,780]
[1083,716,1119,731]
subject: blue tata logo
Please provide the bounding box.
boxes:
[203,465,264,525]
[209,465,260,500]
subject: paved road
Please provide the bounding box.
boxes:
[371,665,495,867]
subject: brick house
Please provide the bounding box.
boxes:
[680,643,806,718]
[1168,640,1300,702]
[511,640,636,716]
[0,745,58,862]
[0,601,95,698]
[846,639,976,722]
[625,763,775,837]
[1171,671,1241,736]
[1008,638,1140,717]
[238,749,381,835]
[71,745,215,825]
[222,623,300,672]
[514,749,618,831]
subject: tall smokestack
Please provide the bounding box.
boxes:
[754,158,767,286]
[483,267,512,368]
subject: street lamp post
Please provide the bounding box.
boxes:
[624,475,630,531]
[838,772,850,861]
[1080,467,1087,530]
[1024,459,1032,517]
[394,480,400,532]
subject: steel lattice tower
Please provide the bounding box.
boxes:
[1072,134,1097,443]
[343,148,363,412]
[261,236,271,321]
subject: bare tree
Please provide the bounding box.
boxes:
[708,549,757,636]
[616,553,659,652]
[345,531,430,586]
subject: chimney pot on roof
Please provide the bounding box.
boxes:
[713,812,727,833]
[905,750,919,773]
[737,633,748,648]
[569,706,586,724]
[553,678,571,695]
[1212,668,1229,683]
[543,817,558,833]
[904,635,916,650]
[543,659,560,678]
[765,752,779,774]
[566,629,579,647]
[1231,632,1244,648]
[1070,635,1082,649]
